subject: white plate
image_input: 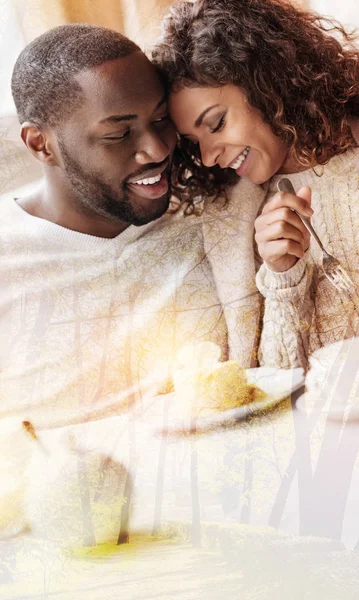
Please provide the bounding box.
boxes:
[159,367,305,436]
[296,337,359,422]
[296,392,359,422]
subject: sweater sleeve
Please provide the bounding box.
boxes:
[256,252,314,370]
[202,178,266,368]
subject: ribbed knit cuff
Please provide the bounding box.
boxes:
[256,251,309,294]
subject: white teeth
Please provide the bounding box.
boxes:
[229,147,249,170]
[134,173,162,185]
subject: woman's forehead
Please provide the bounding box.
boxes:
[168,84,243,128]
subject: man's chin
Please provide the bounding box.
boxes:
[130,194,170,226]
[102,191,170,227]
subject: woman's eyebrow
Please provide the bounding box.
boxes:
[195,104,220,127]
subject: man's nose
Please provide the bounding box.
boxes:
[135,129,171,164]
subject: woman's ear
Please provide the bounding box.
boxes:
[20,122,59,166]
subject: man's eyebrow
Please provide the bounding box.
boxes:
[195,104,220,127]
[99,114,137,124]
[99,94,167,125]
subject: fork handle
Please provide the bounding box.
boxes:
[277,178,325,252]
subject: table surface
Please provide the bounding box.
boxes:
[2,369,359,599]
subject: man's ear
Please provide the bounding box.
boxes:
[20,122,59,167]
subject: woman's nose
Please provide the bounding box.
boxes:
[200,142,220,168]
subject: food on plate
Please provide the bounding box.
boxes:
[173,341,265,414]
[196,360,265,412]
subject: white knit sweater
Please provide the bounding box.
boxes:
[256,148,359,370]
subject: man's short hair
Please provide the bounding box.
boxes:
[11,24,140,127]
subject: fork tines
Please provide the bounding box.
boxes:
[325,265,355,294]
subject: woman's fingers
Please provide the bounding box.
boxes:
[260,239,306,266]
[255,220,308,245]
[255,206,309,236]
[255,185,313,272]
[261,190,313,217]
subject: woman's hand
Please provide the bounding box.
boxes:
[255,186,313,272]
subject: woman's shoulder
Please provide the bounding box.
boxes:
[203,177,267,222]
[268,145,359,194]
[324,146,359,180]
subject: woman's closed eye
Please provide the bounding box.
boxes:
[210,114,226,134]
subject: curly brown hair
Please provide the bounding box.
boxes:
[152,0,359,203]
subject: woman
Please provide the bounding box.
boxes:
[153,0,359,369]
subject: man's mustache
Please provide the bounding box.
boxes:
[124,158,170,184]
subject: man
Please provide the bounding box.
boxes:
[0,23,233,427]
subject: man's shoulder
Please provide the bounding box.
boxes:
[0,196,22,230]
[139,202,204,242]
[0,195,17,213]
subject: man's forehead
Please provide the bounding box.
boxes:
[75,53,164,115]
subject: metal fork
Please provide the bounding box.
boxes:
[277,178,355,294]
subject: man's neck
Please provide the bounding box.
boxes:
[17,180,130,239]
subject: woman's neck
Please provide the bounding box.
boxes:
[277,119,358,176]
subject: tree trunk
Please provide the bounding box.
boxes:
[190,443,201,548]
[117,469,133,544]
[152,396,169,536]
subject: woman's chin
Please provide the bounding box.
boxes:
[244,169,270,186]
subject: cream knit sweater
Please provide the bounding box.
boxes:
[256,147,359,370]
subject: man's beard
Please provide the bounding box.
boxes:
[57,139,170,227]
